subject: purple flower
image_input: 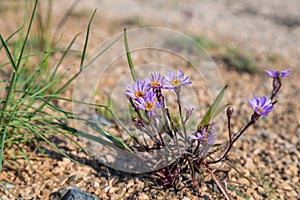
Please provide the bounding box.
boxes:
[165,69,192,89]
[148,72,166,91]
[190,131,205,141]
[265,69,291,78]
[135,91,162,117]
[248,95,273,116]
[125,79,150,99]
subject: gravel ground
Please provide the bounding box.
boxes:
[0,1,299,199]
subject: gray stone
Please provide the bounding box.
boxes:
[49,185,99,200]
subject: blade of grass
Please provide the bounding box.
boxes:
[37,97,74,116]
[15,0,38,71]
[29,79,58,97]
[0,26,23,51]
[0,0,38,124]
[0,126,8,172]
[0,49,77,68]
[50,33,80,80]
[0,35,18,172]
[124,28,137,81]
[86,121,133,152]
[0,35,17,72]
[80,9,96,71]
[9,94,108,110]
[56,123,124,154]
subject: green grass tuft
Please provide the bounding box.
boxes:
[192,35,217,50]
[0,0,117,172]
[220,47,259,74]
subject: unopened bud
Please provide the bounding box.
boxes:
[227,106,234,118]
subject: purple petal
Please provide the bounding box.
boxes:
[166,71,176,81]
[248,97,257,109]
[262,104,273,116]
[265,70,280,78]
[247,100,254,109]
[280,69,291,78]
[178,69,184,78]
[259,96,267,107]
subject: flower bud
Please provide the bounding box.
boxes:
[226,106,234,118]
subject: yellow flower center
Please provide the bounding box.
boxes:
[171,78,181,87]
[257,107,262,112]
[135,91,144,98]
[150,81,160,88]
[145,102,155,111]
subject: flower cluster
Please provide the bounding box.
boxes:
[125,70,192,118]
[122,66,290,196]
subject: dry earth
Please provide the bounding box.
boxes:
[0,1,299,199]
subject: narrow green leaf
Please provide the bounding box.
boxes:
[16,0,38,70]
[37,97,73,116]
[0,35,17,72]
[124,28,137,81]
[78,131,127,154]
[0,126,8,172]
[0,26,23,51]
[86,122,133,152]
[0,49,77,68]
[30,79,58,97]
[50,33,80,80]
[80,9,96,71]
[200,85,227,126]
